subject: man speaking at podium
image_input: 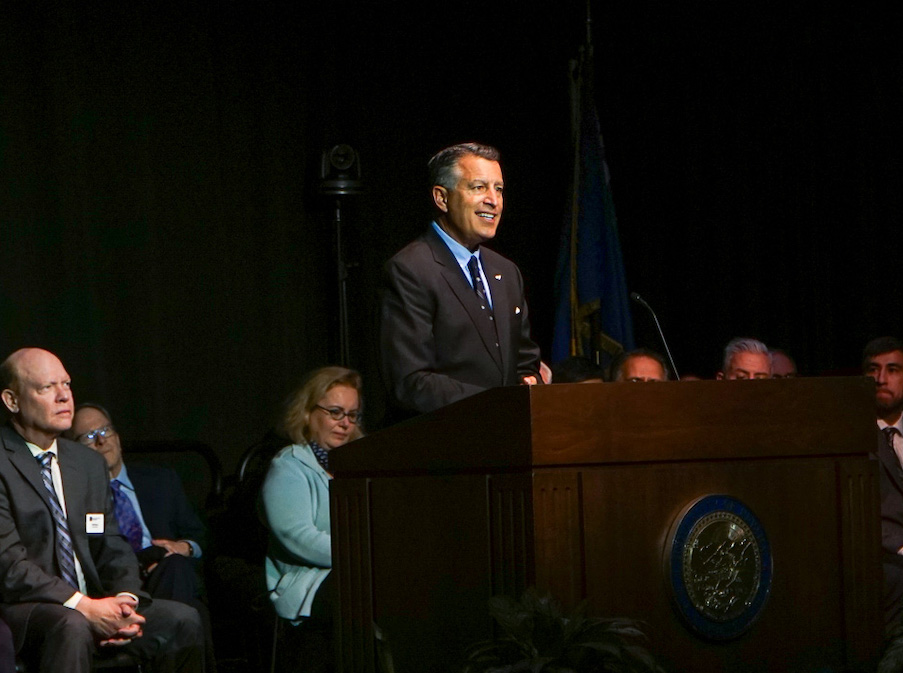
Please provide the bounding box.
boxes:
[379,142,541,418]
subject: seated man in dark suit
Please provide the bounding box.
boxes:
[69,403,216,671]
[68,403,206,604]
[0,347,204,673]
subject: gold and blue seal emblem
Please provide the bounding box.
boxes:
[665,495,772,640]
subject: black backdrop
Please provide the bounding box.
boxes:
[2,3,901,470]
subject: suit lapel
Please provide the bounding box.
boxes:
[57,442,89,552]
[480,251,511,374]
[129,465,165,537]
[2,426,54,511]
[425,230,504,373]
[1,427,100,589]
[879,430,903,488]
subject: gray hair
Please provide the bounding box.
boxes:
[428,142,501,190]
[723,337,772,373]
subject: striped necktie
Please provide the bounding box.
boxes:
[36,452,79,589]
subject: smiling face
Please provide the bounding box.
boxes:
[1,348,74,448]
[307,384,360,451]
[432,154,504,250]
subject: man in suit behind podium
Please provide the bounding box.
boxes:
[379,142,542,417]
[0,348,204,673]
[863,336,903,632]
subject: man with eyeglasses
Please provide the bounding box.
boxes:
[0,348,204,673]
[67,404,207,603]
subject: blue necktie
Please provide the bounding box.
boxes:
[467,255,492,313]
[36,452,79,589]
[468,255,499,348]
[111,480,144,552]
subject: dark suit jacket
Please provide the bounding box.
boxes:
[0,425,142,636]
[379,226,541,415]
[878,427,903,554]
[128,463,206,550]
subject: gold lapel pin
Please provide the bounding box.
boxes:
[515,307,521,314]
[494,274,502,280]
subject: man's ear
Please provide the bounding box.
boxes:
[432,185,449,213]
[1,389,18,414]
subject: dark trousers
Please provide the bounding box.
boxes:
[14,598,204,673]
[886,552,903,635]
[144,554,199,604]
[144,554,216,673]
[276,572,335,673]
[0,619,13,673]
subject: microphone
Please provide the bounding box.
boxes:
[630,292,680,380]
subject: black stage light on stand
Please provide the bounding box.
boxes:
[319,144,363,367]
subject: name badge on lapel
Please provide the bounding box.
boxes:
[86,513,104,534]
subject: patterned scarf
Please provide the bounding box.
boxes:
[309,440,330,472]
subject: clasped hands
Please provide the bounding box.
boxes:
[75,594,146,646]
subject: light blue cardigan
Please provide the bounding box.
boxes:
[261,443,332,621]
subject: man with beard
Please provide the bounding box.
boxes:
[863,336,903,632]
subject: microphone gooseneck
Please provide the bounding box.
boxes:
[630,292,680,380]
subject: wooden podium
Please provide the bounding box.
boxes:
[330,378,882,672]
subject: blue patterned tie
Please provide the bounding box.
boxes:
[467,255,492,313]
[468,255,499,348]
[37,452,79,589]
[110,480,144,552]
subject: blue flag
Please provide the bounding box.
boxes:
[552,48,634,364]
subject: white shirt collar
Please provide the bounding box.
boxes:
[877,417,903,434]
[25,438,58,460]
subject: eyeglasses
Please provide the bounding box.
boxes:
[314,405,362,425]
[78,425,116,445]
